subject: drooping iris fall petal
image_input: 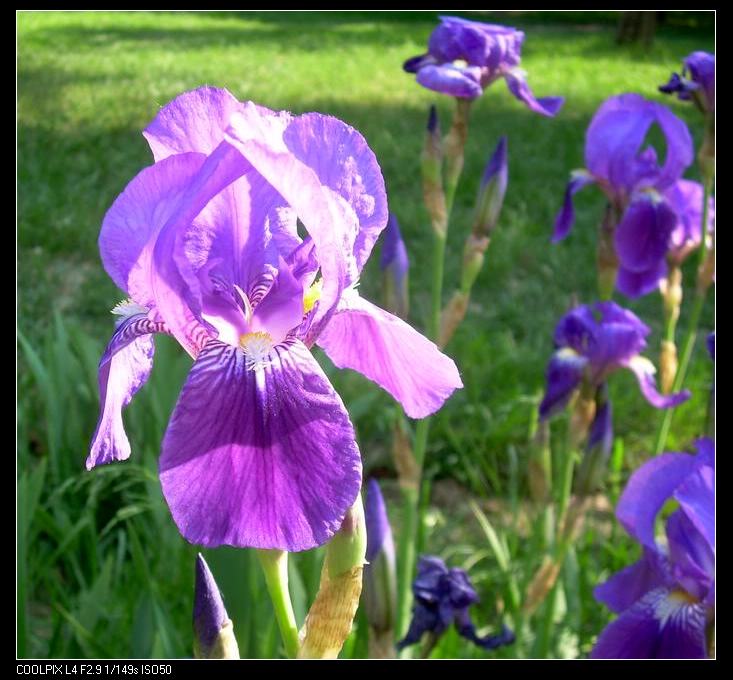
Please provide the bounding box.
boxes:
[317,292,463,419]
[159,339,362,552]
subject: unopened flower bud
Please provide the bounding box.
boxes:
[380,213,410,319]
[193,554,240,659]
[439,290,469,348]
[574,388,613,496]
[363,479,397,658]
[422,105,447,236]
[471,136,508,240]
[659,340,679,395]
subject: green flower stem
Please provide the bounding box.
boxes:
[653,178,713,455]
[257,549,300,659]
[396,415,431,638]
[396,98,470,647]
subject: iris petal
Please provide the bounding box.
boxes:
[316,292,463,419]
[159,339,362,551]
[504,69,564,117]
[591,587,707,659]
[552,170,596,242]
[88,313,166,470]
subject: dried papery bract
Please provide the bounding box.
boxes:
[298,498,367,659]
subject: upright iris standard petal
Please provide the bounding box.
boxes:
[616,451,706,550]
[149,142,251,357]
[224,105,388,337]
[159,339,362,552]
[99,153,208,306]
[88,313,166,470]
[591,588,708,659]
[144,86,242,162]
[584,94,692,195]
[674,465,714,552]
[316,292,463,419]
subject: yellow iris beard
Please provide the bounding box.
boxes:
[303,279,323,314]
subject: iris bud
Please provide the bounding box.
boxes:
[193,554,240,659]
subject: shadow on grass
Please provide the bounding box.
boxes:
[20,12,712,62]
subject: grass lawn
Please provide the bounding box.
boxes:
[18,11,715,659]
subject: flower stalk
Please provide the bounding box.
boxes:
[654,174,714,454]
[597,203,620,300]
[398,101,471,643]
[257,550,300,659]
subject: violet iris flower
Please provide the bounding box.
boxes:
[664,179,715,265]
[539,301,690,421]
[592,438,714,659]
[397,556,514,652]
[553,94,694,298]
[403,15,563,116]
[660,52,715,114]
[88,86,463,552]
[616,179,715,298]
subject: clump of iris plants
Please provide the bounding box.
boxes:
[84,16,714,661]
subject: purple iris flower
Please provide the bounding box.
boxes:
[616,179,715,298]
[397,556,514,653]
[592,438,714,658]
[88,86,463,552]
[660,52,715,114]
[553,94,693,239]
[553,94,695,298]
[707,332,715,361]
[403,15,563,116]
[665,180,715,265]
[539,301,690,420]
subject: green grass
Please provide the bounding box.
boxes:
[18,11,714,659]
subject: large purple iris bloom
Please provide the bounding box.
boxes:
[403,15,563,116]
[539,301,690,421]
[397,556,514,653]
[88,87,463,552]
[660,52,715,114]
[592,438,714,659]
[553,94,695,298]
